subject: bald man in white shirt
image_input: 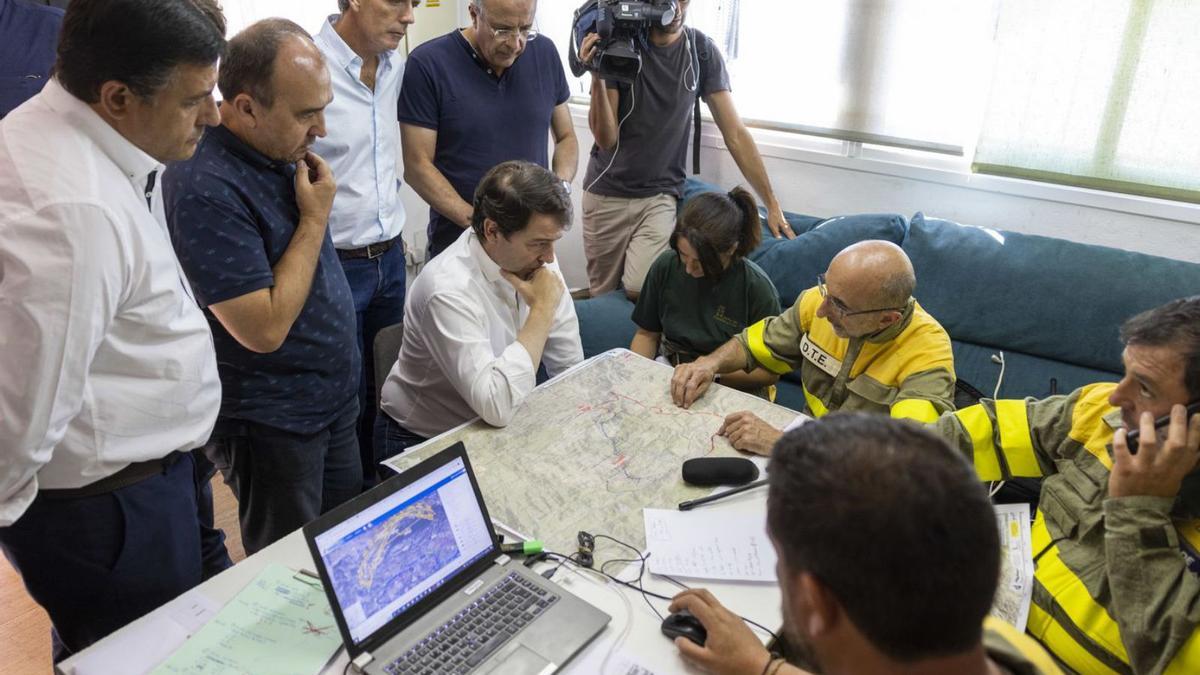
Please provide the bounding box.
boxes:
[377,160,583,455]
[0,0,225,660]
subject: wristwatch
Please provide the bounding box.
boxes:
[561,179,572,196]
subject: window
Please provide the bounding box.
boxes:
[973,0,1200,204]
[539,1,999,155]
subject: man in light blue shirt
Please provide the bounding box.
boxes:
[313,0,418,487]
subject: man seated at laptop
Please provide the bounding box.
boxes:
[377,161,583,455]
[669,414,1062,675]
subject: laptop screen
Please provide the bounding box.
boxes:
[312,456,494,645]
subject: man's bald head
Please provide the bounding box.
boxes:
[829,240,915,308]
[218,18,325,108]
[218,18,332,163]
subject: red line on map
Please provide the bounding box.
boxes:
[580,389,726,458]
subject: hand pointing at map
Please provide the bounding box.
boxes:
[718,411,782,456]
[672,358,718,409]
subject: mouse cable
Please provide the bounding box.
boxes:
[544,550,778,643]
[544,545,663,621]
[593,533,664,619]
[542,548,639,675]
[600,554,665,621]
[595,530,782,638]
[592,533,779,641]
[541,537,780,644]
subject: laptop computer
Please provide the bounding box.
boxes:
[303,442,610,675]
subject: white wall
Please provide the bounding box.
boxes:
[402,107,1200,294]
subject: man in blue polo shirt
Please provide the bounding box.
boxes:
[0,0,64,118]
[399,0,578,259]
[165,19,361,555]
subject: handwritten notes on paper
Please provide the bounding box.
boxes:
[151,564,341,675]
[642,508,776,582]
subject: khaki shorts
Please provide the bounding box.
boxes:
[581,191,677,297]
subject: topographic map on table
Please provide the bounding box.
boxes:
[382,349,800,557]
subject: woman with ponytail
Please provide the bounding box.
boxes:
[630,186,782,399]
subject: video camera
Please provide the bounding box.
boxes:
[569,0,679,84]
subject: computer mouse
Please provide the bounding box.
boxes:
[661,609,708,647]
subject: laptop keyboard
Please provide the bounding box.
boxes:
[383,572,560,675]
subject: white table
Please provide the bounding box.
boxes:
[58,473,780,675]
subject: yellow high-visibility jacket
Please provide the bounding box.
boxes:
[984,616,1067,674]
[935,383,1200,675]
[734,287,955,423]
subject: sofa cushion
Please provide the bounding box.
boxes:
[905,213,1200,375]
[574,290,637,359]
[748,213,909,308]
[952,340,1119,401]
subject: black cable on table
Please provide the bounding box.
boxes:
[539,531,780,643]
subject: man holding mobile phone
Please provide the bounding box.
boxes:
[931,296,1200,674]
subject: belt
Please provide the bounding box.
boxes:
[38,452,184,500]
[337,235,401,260]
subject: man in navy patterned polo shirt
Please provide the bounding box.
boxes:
[164,19,361,554]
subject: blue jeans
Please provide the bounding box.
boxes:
[374,412,428,463]
[339,242,407,488]
[0,454,204,662]
[205,396,362,555]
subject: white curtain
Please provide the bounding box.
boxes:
[973,0,1200,202]
[541,0,999,154]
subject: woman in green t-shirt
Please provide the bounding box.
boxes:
[630,187,782,399]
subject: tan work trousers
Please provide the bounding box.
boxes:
[581,191,677,297]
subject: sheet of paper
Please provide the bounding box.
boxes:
[150,564,342,675]
[991,503,1034,632]
[65,589,220,675]
[570,646,658,675]
[642,508,776,582]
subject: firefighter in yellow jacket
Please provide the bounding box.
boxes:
[671,240,956,454]
[933,297,1200,675]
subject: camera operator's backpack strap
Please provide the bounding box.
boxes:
[691,27,711,175]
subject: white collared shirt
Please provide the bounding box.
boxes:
[312,14,407,249]
[0,79,221,526]
[381,230,583,438]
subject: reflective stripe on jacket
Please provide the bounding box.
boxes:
[935,383,1200,675]
[735,286,955,422]
[984,616,1067,674]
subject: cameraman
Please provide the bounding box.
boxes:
[579,0,790,302]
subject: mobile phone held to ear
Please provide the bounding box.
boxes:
[1125,400,1200,454]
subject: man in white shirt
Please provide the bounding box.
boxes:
[0,0,225,660]
[377,160,583,453]
[312,0,418,487]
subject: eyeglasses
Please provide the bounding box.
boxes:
[816,273,907,317]
[477,11,538,43]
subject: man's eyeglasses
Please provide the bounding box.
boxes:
[478,13,538,43]
[816,273,907,317]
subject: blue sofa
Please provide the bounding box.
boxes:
[575,179,1200,413]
